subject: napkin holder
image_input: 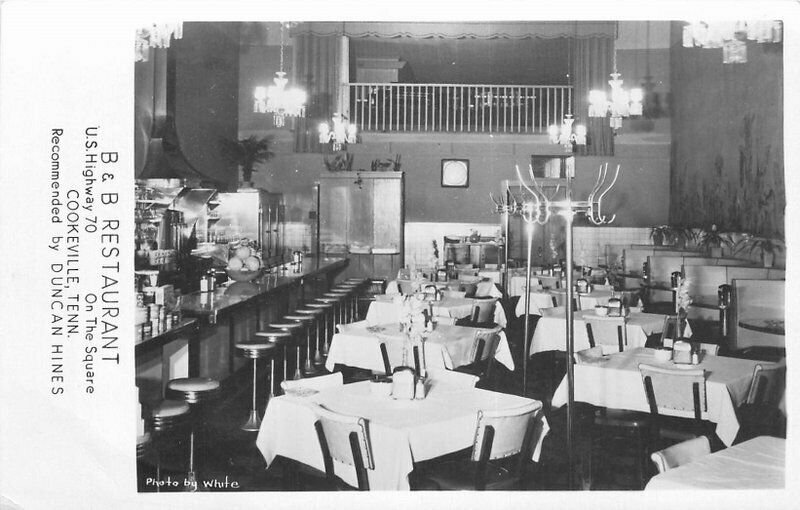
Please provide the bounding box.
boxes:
[391,366,416,400]
[576,278,590,294]
[607,298,622,317]
[672,340,693,364]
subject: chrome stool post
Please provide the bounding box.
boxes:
[268,321,305,381]
[234,340,280,431]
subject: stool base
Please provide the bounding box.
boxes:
[241,409,262,432]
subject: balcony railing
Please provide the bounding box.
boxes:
[348,83,572,135]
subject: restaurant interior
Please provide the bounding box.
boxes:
[133,20,786,492]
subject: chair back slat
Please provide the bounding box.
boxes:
[380,342,392,375]
[472,297,497,324]
[470,327,502,363]
[639,364,707,415]
[584,316,627,353]
[470,402,541,462]
[746,359,786,405]
[314,406,374,472]
[650,436,711,474]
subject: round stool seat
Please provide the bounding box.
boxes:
[253,329,293,345]
[296,307,325,316]
[307,301,334,310]
[284,314,315,324]
[137,433,151,459]
[324,290,350,297]
[152,399,191,418]
[150,400,191,431]
[236,340,281,358]
[314,297,339,305]
[335,282,360,289]
[166,377,220,404]
[270,322,305,345]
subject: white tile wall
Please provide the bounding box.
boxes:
[405,222,651,268]
[283,222,313,252]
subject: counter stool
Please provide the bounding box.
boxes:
[253,329,294,394]
[269,321,306,381]
[317,290,348,328]
[146,400,191,490]
[282,314,317,379]
[295,307,326,375]
[235,339,281,431]
[324,290,351,326]
[306,300,335,363]
[334,282,362,322]
[165,378,220,491]
[344,278,369,311]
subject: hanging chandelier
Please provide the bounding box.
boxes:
[135,23,183,62]
[588,32,642,131]
[253,23,306,127]
[549,32,586,151]
[682,20,782,64]
[549,114,587,151]
[318,113,358,152]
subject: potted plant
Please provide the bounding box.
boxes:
[673,226,699,250]
[735,235,784,268]
[650,225,673,247]
[220,135,275,187]
[698,224,732,258]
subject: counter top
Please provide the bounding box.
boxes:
[181,257,348,319]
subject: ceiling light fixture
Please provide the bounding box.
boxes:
[253,22,307,127]
[682,20,782,64]
[588,24,642,131]
[318,112,358,152]
[135,23,183,62]
[549,27,586,151]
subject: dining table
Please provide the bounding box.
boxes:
[367,294,507,328]
[551,347,768,446]
[325,320,515,373]
[529,309,687,355]
[645,436,785,490]
[255,379,549,490]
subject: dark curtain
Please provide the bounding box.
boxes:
[572,37,615,156]
[293,33,341,153]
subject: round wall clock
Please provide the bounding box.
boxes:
[441,159,469,188]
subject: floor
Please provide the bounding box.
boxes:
[137,298,728,493]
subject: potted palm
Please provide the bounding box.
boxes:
[650,225,673,247]
[735,235,784,268]
[698,224,732,258]
[220,135,275,187]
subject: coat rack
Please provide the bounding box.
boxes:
[491,161,621,489]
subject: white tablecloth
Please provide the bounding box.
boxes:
[550,289,615,309]
[514,291,559,317]
[551,347,765,445]
[326,321,515,372]
[367,296,507,328]
[387,278,503,299]
[645,436,785,490]
[255,381,548,490]
[508,275,543,297]
[530,310,688,355]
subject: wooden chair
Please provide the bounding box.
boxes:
[281,372,343,394]
[585,316,627,353]
[736,359,787,441]
[415,402,544,490]
[650,435,711,474]
[314,406,375,490]
[455,327,502,382]
[472,297,498,326]
[638,363,710,449]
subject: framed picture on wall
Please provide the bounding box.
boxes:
[441,159,469,188]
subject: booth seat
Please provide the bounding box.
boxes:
[730,279,785,351]
[682,266,785,320]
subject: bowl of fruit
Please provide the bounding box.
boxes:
[225,241,263,282]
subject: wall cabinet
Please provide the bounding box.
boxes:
[319,171,404,281]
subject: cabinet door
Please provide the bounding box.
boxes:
[348,178,374,247]
[372,177,402,251]
[319,179,350,249]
